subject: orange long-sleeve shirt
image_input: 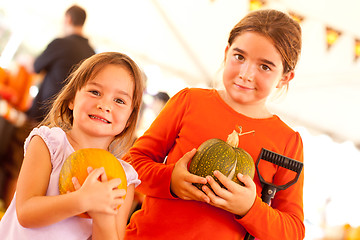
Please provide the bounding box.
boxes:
[125,88,305,240]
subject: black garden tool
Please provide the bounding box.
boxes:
[244,148,304,240]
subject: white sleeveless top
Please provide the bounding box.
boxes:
[0,126,140,240]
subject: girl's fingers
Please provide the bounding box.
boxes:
[107,190,126,208]
[86,167,109,182]
[178,148,197,166]
[213,170,237,192]
[206,174,228,198]
[202,184,224,205]
[107,178,122,189]
[72,177,81,190]
[87,166,94,174]
[99,169,108,182]
[190,185,210,203]
[112,188,127,198]
[237,173,256,190]
[202,185,216,199]
[186,173,207,185]
[86,167,105,181]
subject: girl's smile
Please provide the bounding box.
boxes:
[68,64,135,148]
[234,82,255,91]
[88,114,111,124]
[221,31,293,118]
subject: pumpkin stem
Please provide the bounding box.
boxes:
[238,126,255,137]
[226,130,240,148]
[226,126,255,148]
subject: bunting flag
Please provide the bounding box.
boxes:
[249,0,266,11]
[246,2,358,62]
[326,27,342,50]
[355,39,360,62]
[289,11,305,24]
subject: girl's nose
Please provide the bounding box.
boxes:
[239,64,254,82]
[97,103,111,112]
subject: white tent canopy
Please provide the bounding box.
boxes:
[1,0,359,147]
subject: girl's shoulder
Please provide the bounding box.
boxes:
[271,115,298,135]
[171,87,217,103]
[24,126,70,156]
[176,87,215,96]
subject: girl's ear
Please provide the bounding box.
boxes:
[277,70,295,88]
[224,44,230,61]
[68,101,74,110]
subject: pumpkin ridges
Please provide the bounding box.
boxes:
[194,142,228,189]
[189,138,222,174]
[191,140,217,175]
[207,144,235,175]
[232,148,255,185]
[189,127,255,191]
[208,146,237,189]
[192,140,237,189]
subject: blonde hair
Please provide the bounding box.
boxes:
[42,52,144,156]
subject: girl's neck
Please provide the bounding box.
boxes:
[217,89,273,119]
[66,129,113,151]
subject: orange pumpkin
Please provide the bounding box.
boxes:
[59,148,127,218]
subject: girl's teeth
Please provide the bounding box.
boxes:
[90,115,110,123]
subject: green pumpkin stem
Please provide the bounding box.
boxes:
[226,127,255,148]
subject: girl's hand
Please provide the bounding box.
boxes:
[170,149,210,203]
[202,170,256,216]
[72,167,126,215]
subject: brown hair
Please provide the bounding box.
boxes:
[228,9,302,74]
[65,5,87,27]
[42,52,144,156]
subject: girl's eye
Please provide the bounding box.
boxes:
[260,64,271,71]
[89,90,100,96]
[235,54,244,61]
[114,98,125,104]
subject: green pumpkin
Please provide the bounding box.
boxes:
[189,128,255,190]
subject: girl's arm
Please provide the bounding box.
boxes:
[115,184,135,239]
[16,136,123,228]
[91,184,135,240]
[16,135,83,227]
[125,88,207,201]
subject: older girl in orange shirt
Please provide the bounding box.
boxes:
[125,9,304,240]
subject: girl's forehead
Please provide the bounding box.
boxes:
[232,32,278,54]
[233,31,273,45]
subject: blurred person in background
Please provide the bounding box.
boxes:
[135,91,170,139]
[0,4,95,209]
[152,91,170,116]
[27,4,95,123]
